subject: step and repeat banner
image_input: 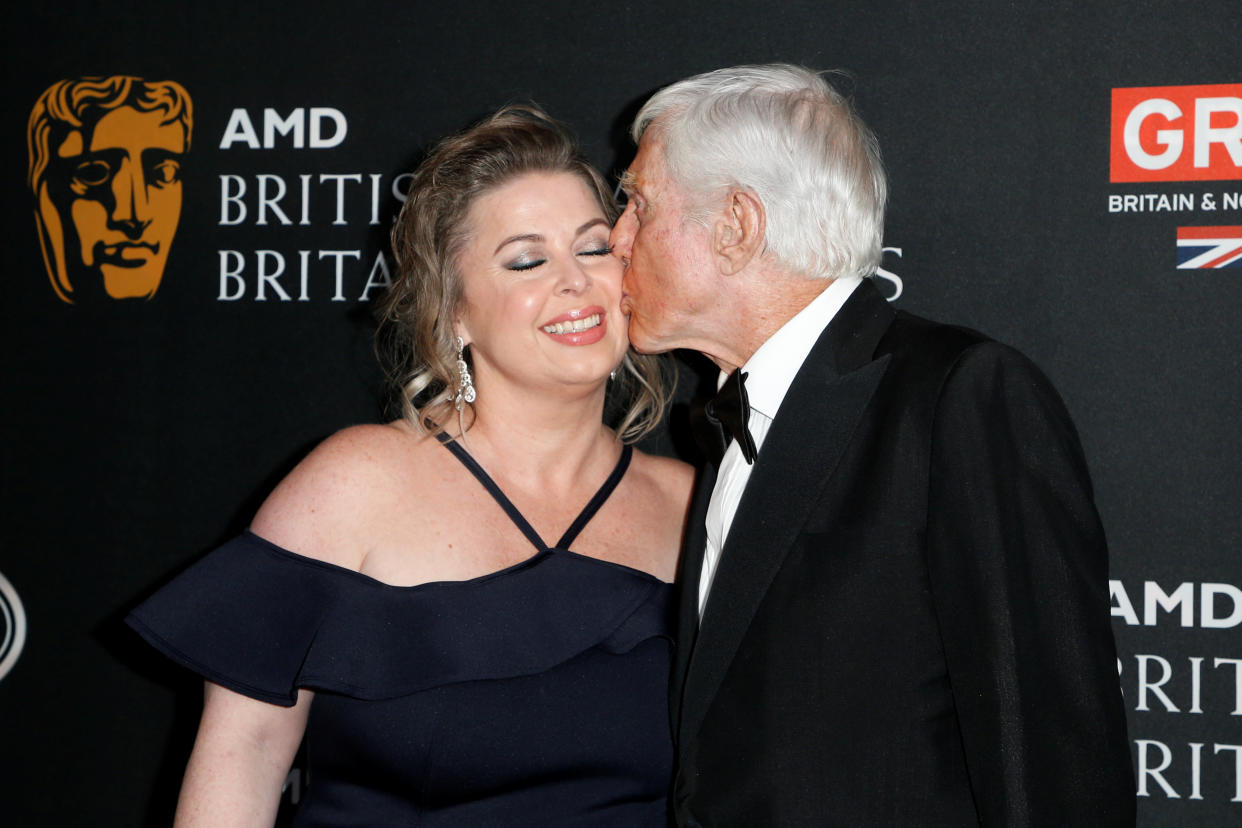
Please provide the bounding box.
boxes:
[2,1,1238,825]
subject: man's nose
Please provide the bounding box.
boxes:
[609,207,635,262]
[109,157,152,239]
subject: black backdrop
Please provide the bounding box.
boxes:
[2,1,1239,824]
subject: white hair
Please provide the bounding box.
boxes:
[632,63,887,281]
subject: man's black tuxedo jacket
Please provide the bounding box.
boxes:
[672,279,1134,826]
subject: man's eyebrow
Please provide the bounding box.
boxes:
[617,171,639,194]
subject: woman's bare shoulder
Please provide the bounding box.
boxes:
[249,422,438,569]
[629,449,696,500]
[627,449,697,537]
[616,450,695,581]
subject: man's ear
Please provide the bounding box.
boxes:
[712,188,766,276]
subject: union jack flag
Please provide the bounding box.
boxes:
[1176,226,1242,269]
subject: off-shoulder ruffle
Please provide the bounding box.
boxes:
[127,532,673,706]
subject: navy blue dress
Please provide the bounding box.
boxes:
[128,441,674,826]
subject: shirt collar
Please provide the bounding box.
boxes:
[724,276,863,421]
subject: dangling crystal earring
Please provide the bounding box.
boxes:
[609,369,617,382]
[454,336,476,411]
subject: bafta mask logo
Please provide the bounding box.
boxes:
[28,76,192,303]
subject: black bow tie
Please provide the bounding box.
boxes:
[704,369,757,465]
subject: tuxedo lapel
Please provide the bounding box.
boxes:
[671,462,716,733]
[677,279,896,747]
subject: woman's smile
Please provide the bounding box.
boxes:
[540,306,606,344]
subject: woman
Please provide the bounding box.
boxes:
[127,105,694,826]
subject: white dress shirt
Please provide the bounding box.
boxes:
[698,276,863,618]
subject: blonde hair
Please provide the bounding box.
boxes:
[378,105,668,441]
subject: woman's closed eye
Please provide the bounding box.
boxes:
[505,255,546,272]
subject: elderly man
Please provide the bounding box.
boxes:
[610,64,1134,826]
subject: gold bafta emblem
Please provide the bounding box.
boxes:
[28,76,192,303]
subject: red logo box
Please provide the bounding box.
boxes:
[1110,84,1242,183]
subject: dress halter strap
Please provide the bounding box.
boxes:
[554,444,632,550]
[436,432,633,553]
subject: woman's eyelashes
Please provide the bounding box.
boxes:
[503,242,612,271]
[505,256,546,272]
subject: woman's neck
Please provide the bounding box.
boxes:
[451,379,619,491]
